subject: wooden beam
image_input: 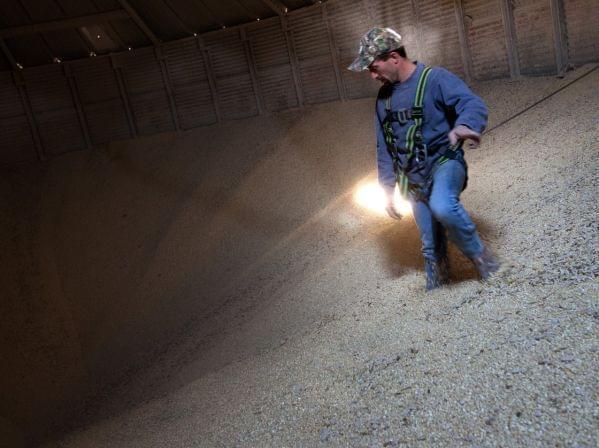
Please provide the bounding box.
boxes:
[12,71,45,161]
[12,0,52,62]
[155,46,181,131]
[232,0,261,21]
[259,0,288,16]
[116,0,160,45]
[281,16,304,107]
[240,28,264,114]
[0,38,18,70]
[161,0,196,35]
[102,24,127,50]
[0,10,129,39]
[499,0,520,79]
[549,0,568,75]
[110,54,138,138]
[48,0,100,55]
[197,37,221,122]
[321,3,346,100]
[453,0,473,82]
[63,65,93,150]
[195,0,224,29]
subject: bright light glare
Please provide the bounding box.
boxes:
[354,181,412,216]
[355,182,387,215]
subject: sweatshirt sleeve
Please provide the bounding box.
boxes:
[434,68,488,134]
[375,106,396,198]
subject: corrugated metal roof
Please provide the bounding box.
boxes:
[0,0,318,70]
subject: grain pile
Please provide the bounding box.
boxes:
[2,65,597,447]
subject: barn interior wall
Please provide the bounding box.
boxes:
[0,0,597,164]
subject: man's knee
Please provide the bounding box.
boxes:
[429,195,458,224]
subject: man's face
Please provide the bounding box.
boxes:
[368,55,398,85]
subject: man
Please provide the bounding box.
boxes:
[348,27,499,290]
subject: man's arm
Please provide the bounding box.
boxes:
[375,108,402,219]
[434,68,488,146]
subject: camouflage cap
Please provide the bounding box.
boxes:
[348,27,403,72]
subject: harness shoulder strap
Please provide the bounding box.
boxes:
[380,66,433,199]
[400,66,432,198]
[405,66,432,154]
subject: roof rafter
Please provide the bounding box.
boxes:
[195,0,226,29]
[101,24,127,49]
[0,38,18,69]
[0,9,130,39]
[13,0,57,62]
[232,0,260,21]
[161,0,196,36]
[51,0,97,56]
[116,0,160,45]
[260,0,288,16]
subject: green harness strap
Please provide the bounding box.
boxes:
[385,66,433,199]
[405,66,432,155]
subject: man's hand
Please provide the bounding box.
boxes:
[448,124,481,148]
[385,203,402,220]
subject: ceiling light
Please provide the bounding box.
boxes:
[16,62,23,69]
[96,34,101,39]
[128,46,132,51]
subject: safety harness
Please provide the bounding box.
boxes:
[381,66,466,200]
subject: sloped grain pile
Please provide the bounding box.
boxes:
[3,65,597,448]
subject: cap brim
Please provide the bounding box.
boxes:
[347,54,373,72]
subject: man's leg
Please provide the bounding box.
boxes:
[428,160,499,279]
[434,220,450,283]
[411,200,448,289]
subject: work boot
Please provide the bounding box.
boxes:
[425,259,443,291]
[471,247,500,280]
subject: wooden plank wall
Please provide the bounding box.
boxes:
[0,71,38,163]
[563,0,599,65]
[1,0,597,163]
[69,57,132,144]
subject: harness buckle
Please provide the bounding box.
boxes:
[411,106,424,119]
[414,143,427,163]
[395,108,409,125]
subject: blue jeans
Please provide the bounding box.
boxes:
[411,160,483,262]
